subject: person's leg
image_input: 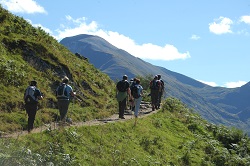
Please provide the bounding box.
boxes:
[150,90,154,111]
[119,98,126,118]
[155,91,159,109]
[118,101,123,118]
[158,92,162,108]
[25,104,37,132]
[151,90,158,111]
[134,97,142,117]
[132,99,135,111]
[134,97,142,126]
[58,100,70,121]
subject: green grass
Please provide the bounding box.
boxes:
[0,98,249,165]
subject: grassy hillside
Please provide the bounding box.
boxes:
[1,98,249,165]
[0,6,117,133]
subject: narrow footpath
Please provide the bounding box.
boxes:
[1,101,159,139]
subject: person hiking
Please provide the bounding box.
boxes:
[129,78,137,111]
[116,75,131,119]
[24,80,43,133]
[56,76,75,124]
[157,74,164,109]
[149,75,161,111]
[131,78,143,125]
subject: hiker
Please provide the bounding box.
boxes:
[56,76,75,123]
[157,74,164,109]
[116,75,131,119]
[149,75,161,111]
[132,78,143,118]
[129,78,137,111]
[24,80,43,133]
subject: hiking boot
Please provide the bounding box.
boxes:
[119,116,125,119]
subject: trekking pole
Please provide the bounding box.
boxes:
[39,109,42,133]
[55,105,60,129]
[70,96,75,125]
[67,95,75,125]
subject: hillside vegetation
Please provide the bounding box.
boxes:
[1,98,250,165]
[0,5,117,133]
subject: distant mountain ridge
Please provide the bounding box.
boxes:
[60,34,250,134]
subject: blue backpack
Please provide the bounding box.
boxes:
[131,85,140,99]
[24,86,37,104]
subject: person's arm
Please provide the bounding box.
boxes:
[140,86,144,96]
[127,87,131,97]
[36,89,43,100]
[70,86,76,97]
[126,81,132,99]
[70,91,76,97]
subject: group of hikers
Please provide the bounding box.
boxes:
[116,74,164,121]
[23,76,75,133]
[23,74,164,133]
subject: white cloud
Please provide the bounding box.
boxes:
[224,81,247,88]
[240,15,250,24]
[0,0,47,14]
[190,34,200,40]
[55,16,190,61]
[198,80,218,87]
[209,17,233,35]
[199,80,247,88]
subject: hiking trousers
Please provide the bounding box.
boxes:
[158,91,163,107]
[57,99,70,121]
[134,97,142,117]
[118,98,127,118]
[151,89,159,110]
[25,103,38,132]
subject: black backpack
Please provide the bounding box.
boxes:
[24,86,37,104]
[56,83,68,98]
[150,79,160,90]
[117,80,128,92]
[131,85,140,99]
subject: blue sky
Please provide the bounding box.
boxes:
[1,0,249,88]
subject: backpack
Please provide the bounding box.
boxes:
[150,79,160,90]
[117,80,128,92]
[56,83,68,98]
[159,79,164,92]
[24,86,37,104]
[131,85,140,99]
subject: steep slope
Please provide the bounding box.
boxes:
[60,34,250,134]
[0,6,117,133]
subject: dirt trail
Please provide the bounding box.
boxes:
[1,101,159,139]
